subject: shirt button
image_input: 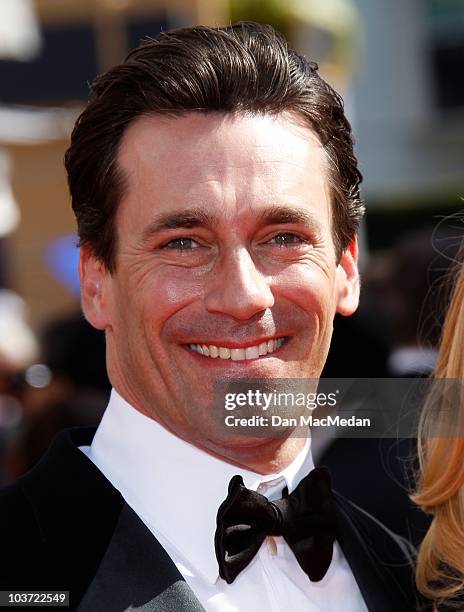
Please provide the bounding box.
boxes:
[267,537,277,556]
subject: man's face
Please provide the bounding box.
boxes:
[80,112,359,448]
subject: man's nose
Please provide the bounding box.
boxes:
[204,248,274,320]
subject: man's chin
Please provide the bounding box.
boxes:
[190,429,303,468]
[189,411,303,449]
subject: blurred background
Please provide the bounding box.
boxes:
[0,0,462,541]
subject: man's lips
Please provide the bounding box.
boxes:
[181,336,289,361]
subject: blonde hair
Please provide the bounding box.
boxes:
[413,263,464,605]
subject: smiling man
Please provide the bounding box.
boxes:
[84,111,358,470]
[0,22,419,612]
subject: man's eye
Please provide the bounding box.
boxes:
[268,233,307,246]
[162,238,199,251]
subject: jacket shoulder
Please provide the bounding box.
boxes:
[0,480,56,588]
[0,427,125,605]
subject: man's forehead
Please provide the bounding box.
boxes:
[114,111,332,234]
[117,111,327,172]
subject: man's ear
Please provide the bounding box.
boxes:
[335,236,360,316]
[79,245,112,330]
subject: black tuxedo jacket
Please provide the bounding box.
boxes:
[0,427,428,611]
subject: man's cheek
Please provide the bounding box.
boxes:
[275,271,332,313]
[157,277,204,308]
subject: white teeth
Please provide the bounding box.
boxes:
[219,347,231,359]
[245,345,260,360]
[231,348,245,361]
[187,338,286,360]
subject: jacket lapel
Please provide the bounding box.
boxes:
[334,492,423,612]
[22,428,205,611]
[78,503,205,612]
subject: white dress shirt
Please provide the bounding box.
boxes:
[80,389,368,612]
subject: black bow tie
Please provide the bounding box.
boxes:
[214,466,336,584]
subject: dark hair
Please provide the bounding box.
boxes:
[66,21,364,272]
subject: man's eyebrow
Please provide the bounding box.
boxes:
[141,208,216,243]
[141,205,323,243]
[258,206,323,233]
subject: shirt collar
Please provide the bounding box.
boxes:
[87,389,314,585]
